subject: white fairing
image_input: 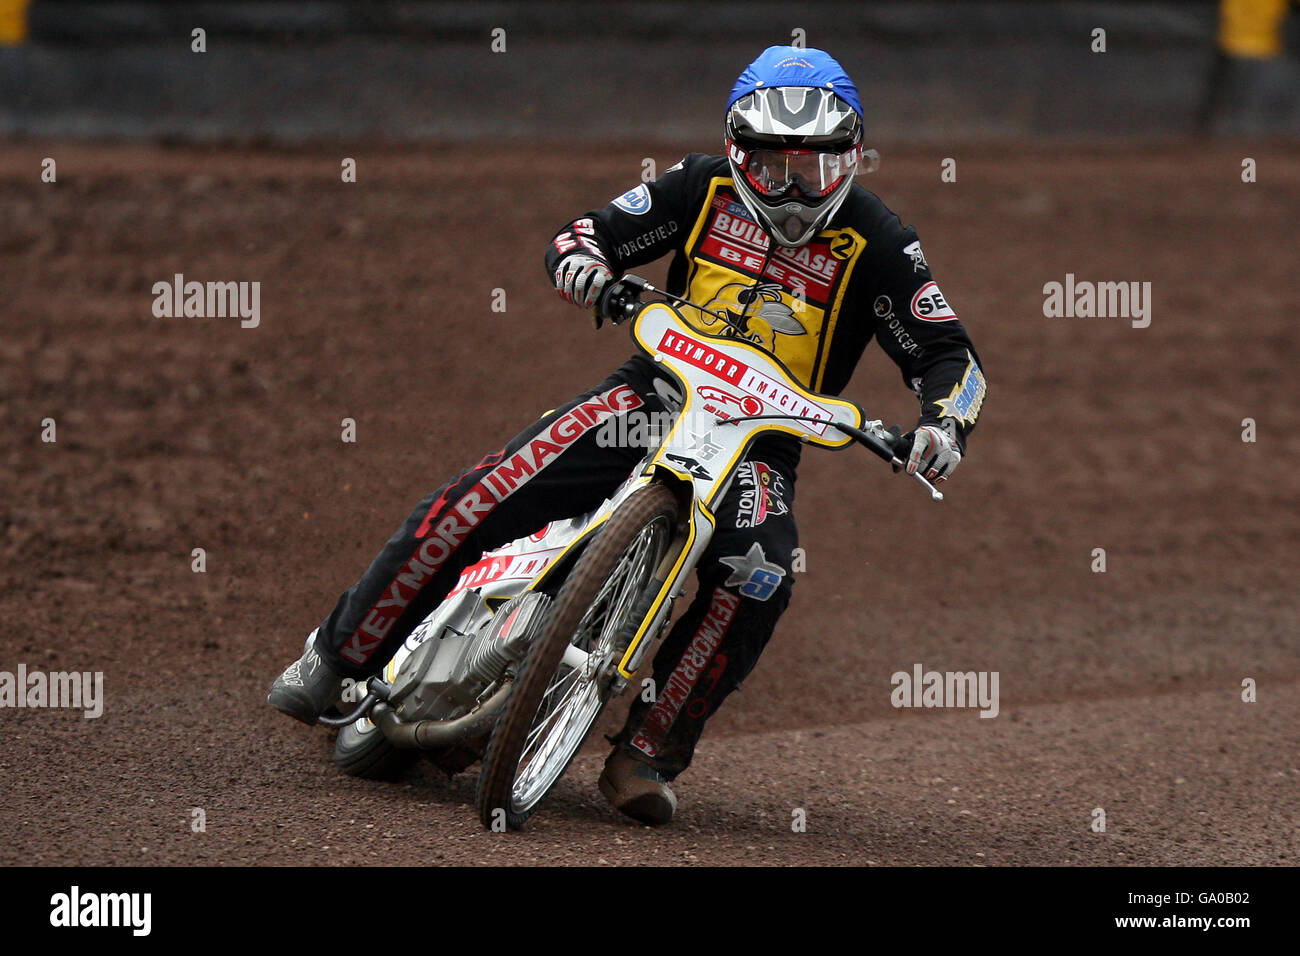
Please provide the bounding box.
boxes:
[632,302,861,510]
[388,511,596,679]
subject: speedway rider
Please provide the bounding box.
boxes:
[269,46,988,826]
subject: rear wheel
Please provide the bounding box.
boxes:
[475,483,678,830]
[334,717,417,780]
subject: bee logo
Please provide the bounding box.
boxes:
[701,282,807,350]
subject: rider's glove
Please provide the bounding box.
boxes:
[906,422,963,483]
[554,254,613,310]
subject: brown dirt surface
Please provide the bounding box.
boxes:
[0,141,1296,866]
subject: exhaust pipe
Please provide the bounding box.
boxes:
[372,682,511,750]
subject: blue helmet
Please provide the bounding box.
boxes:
[727,46,863,118]
[725,47,865,247]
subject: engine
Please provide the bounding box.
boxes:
[391,591,552,722]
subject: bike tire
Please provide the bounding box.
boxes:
[334,717,417,780]
[475,483,678,830]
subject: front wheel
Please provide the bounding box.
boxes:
[475,483,678,830]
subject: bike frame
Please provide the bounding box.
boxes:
[515,301,867,681]
[349,294,927,740]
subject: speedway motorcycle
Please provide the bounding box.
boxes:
[320,275,943,830]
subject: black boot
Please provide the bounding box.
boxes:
[598,748,677,825]
[267,632,345,726]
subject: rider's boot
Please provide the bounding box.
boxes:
[267,630,345,726]
[598,747,677,826]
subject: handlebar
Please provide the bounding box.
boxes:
[719,414,942,501]
[595,275,944,502]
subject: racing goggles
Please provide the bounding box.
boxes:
[734,143,862,199]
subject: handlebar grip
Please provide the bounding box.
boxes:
[840,422,913,466]
[594,274,648,325]
[885,425,914,462]
[835,421,893,463]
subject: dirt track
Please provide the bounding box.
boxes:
[1,141,1296,866]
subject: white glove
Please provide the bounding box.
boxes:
[907,423,962,483]
[554,254,613,310]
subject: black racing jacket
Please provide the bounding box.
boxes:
[543,152,987,453]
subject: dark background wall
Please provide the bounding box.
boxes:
[1,1,1297,142]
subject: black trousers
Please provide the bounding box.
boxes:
[313,355,800,778]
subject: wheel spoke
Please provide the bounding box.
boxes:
[504,510,673,815]
[522,669,581,752]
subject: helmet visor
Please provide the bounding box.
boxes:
[740,146,860,199]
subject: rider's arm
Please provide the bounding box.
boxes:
[542,153,714,280]
[867,226,987,454]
